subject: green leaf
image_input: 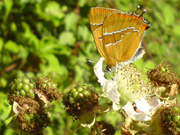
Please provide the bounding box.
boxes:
[155,2,175,25]
[45,1,63,19]
[0,92,11,121]
[65,12,78,32]
[0,37,4,51]
[78,0,87,7]
[143,60,155,73]
[4,0,13,21]
[153,10,164,23]
[79,112,96,128]
[78,26,90,41]
[42,54,68,76]
[162,4,175,25]
[173,25,180,37]
[59,31,76,46]
[5,40,20,53]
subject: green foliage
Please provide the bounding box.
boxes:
[0,0,180,134]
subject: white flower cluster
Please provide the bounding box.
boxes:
[94,57,163,121]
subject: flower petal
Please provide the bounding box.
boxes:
[136,96,164,114]
[123,96,164,121]
[102,79,120,104]
[94,57,120,104]
[93,57,105,86]
[13,101,24,114]
[122,102,151,121]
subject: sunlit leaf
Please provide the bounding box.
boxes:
[4,0,13,21]
[59,31,76,46]
[65,12,78,32]
[78,0,87,7]
[173,25,180,37]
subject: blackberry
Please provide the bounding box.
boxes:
[8,76,36,104]
[36,77,61,102]
[161,106,180,135]
[63,85,99,118]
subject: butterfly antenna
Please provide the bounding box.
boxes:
[134,5,141,15]
[140,9,146,17]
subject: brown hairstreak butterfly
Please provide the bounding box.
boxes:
[89,6,150,68]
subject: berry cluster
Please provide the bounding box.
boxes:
[7,76,61,134]
[8,76,35,103]
[63,85,99,118]
[161,106,180,134]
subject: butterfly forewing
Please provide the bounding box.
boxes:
[89,7,120,64]
[93,26,106,59]
[89,7,120,32]
[89,7,150,68]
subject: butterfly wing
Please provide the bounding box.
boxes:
[89,7,120,32]
[90,7,150,68]
[89,7,120,61]
[102,12,149,67]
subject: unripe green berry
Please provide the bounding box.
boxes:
[71,88,76,94]
[72,91,78,99]
[28,90,35,99]
[84,91,90,97]
[173,115,180,122]
[15,78,21,83]
[23,84,30,92]
[29,83,35,89]
[11,83,16,91]
[36,77,60,102]
[8,76,36,100]
[16,91,20,95]
[16,83,23,90]
[22,78,30,84]
[78,93,84,98]
[77,87,83,93]
[63,85,99,118]
[172,107,180,113]
[161,106,180,135]
[20,90,26,96]
[69,97,74,104]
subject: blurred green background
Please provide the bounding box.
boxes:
[0,0,180,134]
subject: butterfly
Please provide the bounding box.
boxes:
[89,6,150,68]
